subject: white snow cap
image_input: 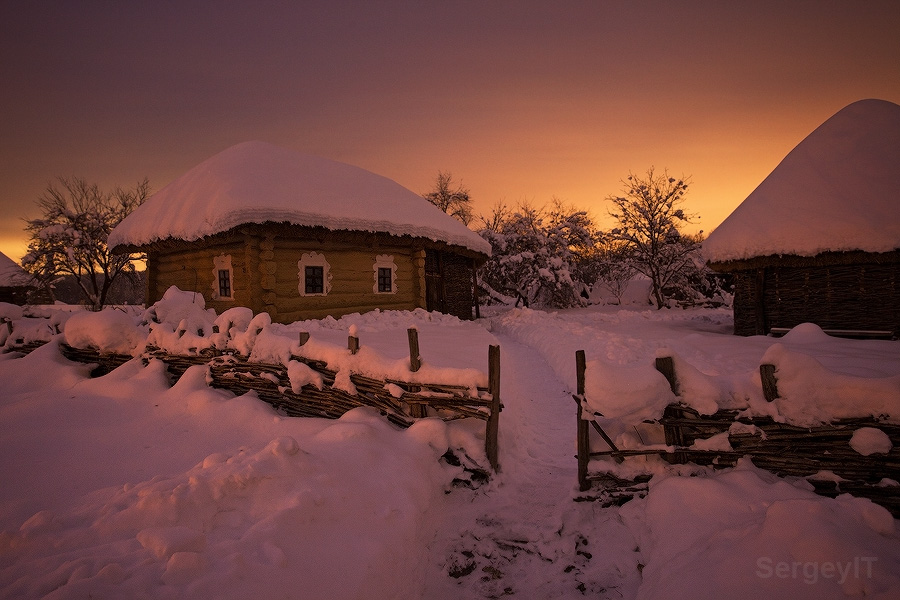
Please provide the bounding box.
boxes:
[0,252,34,287]
[704,99,900,263]
[108,141,490,256]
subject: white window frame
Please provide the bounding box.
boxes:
[211,254,234,301]
[298,252,332,296]
[373,254,397,294]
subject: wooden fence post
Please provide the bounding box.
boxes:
[299,331,310,346]
[407,328,426,418]
[486,344,501,471]
[407,328,420,372]
[576,350,590,492]
[656,355,685,463]
[760,364,779,402]
[348,334,359,355]
[654,356,679,395]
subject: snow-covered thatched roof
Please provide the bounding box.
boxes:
[0,252,34,287]
[704,99,900,264]
[109,141,490,256]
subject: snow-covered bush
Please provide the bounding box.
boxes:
[477,201,600,309]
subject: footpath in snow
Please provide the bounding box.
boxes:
[423,331,641,599]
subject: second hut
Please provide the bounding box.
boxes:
[704,99,900,337]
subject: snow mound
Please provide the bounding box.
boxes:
[850,428,893,456]
[779,322,836,344]
[0,302,24,321]
[64,309,146,355]
[762,344,900,426]
[108,141,491,255]
[621,460,900,600]
[582,359,676,423]
[704,99,900,263]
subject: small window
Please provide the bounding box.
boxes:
[305,266,324,294]
[373,254,397,294]
[298,252,331,296]
[218,269,232,298]
[212,254,234,300]
[377,267,392,293]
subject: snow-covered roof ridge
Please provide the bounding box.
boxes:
[0,251,34,287]
[704,98,900,264]
[108,141,490,256]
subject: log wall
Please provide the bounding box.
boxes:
[263,237,422,323]
[145,224,484,324]
[148,240,258,314]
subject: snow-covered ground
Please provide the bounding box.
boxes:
[2,297,899,599]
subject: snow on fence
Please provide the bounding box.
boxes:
[4,317,502,472]
[574,352,900,516]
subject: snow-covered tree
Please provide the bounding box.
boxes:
[423,171,473,225]
[607,168,698,309]
[477,200,599,308]
[22,177,149,310]
[663,232,733,307]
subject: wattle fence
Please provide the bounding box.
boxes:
[5,325,502,472]
[574,352,900,516]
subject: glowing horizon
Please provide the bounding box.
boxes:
[2,2,898,264]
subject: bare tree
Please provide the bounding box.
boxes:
[423,171,474,225]
[594,235,636,305]
[22,176,149,310]
[607,167,698,309]
[478,201,512,233]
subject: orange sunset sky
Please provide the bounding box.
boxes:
[1,1,899,263]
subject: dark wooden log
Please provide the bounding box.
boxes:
[654,356,679,395]
[407,328,421,372]
[486,344,501,471]
[576,350,590,491]
[760,363,779,402]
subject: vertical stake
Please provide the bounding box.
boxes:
[348,335,359,355]
[299,331,310,346]
[576,350,590,492]
[654,356,679,395]
[486,344,501,471]
[760,364,779,402]
[407,328,426,418]
[407,328,421,372]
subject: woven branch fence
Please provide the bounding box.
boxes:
[574,352,900,516]
[40,328,502,471]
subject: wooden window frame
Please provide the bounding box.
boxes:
[298,252,331,297]
[373,254,397,294]
[212,254,234,301]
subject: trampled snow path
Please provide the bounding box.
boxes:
[423,332,641,599]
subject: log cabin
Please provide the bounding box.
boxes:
[108,142,490,323]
